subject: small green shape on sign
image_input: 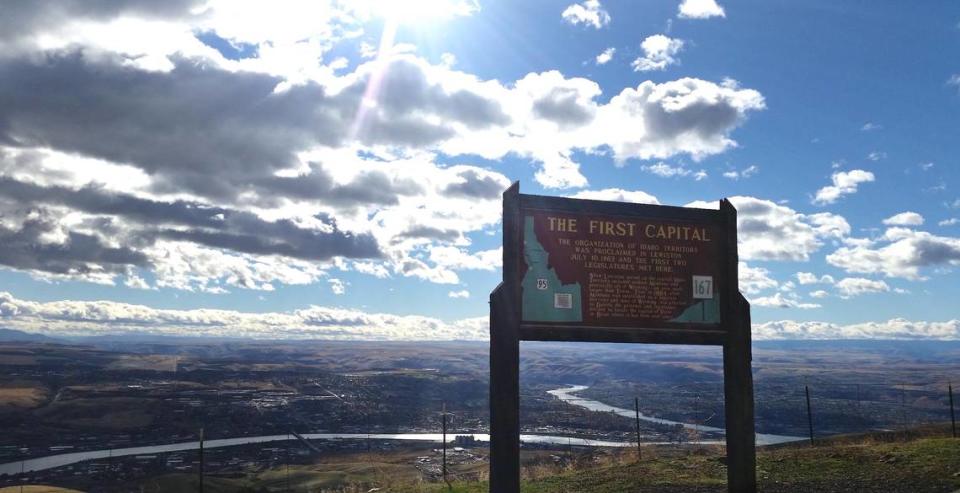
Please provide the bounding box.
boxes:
[521,216,583,322]
[671,292,721,324]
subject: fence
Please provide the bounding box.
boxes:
[588,379,960,445]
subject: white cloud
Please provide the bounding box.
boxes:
[795,272,834,285]
[861,122,882,131]
[440,52,457,68]
[722,165,758,180]
[678,0,726,19]
[809,290,829,299]
[561,0,611,29]
[328,278,347,295]
[867,151,887,161]
[0,290,488,340]
[827,228,960,280]
[641,162,706,180]
[146,241,328,294]
[687,196,850,261]
[751,292,820,310]
[632,35,684,72]
[448,290,470,298]
[739,262,777,295]
[5,287,957,341]
[939,218,959,227]
[0,5,767,294]
[882,211,924,226]
[812,169,875,205]
[948,74,960,93]
[595,47,615,65]
[124,274,153,290]
[754,318,960,340]
[835,277,890,298]
[571,188,660,204]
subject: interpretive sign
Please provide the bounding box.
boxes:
[518,209,723,328]
[489,183,756,493]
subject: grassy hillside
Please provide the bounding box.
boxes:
[118,434,960,493]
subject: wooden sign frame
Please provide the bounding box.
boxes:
[489,182,755,493]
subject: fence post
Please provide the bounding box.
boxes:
[949,383,956,439]
[634,397,642,461]
[805,386,814,446]
[442,402,449,488]
[198,427,204,493]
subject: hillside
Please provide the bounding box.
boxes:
[100,433,959,493]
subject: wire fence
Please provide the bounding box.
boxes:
[616,379,960,443]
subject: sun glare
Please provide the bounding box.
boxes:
[360,0,478,25]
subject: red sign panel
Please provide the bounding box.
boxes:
[518,208,723,329]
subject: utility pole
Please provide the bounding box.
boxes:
[805,386,814,446]
[949,383,956,439]
[198,428,204,493]
[286,433,291,492]
[441,403,452,489]
[694,393,701,449]
[634,397,642,461]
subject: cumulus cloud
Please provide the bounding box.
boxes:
[751,292,820,310]
[882,211,924,226]
[561,0,611,29]
[795,272,834,285]
[739,262,777,295]
[595,47,615,65]
[0,0,203,47]
[0,291,487,340]
[0,2,767,295]
[940,218,959,227]
[0,208,148,282]
[835,277,890,298]
[3,286,957,341]
[949,74,960,93]
[595,78,765,163]
[827,228,960,280]
[678,0,726,19]
[812,169,875,205]
[722,165,758,180]
[571,188,660,204]
[632,35,684,72]
[754,319,960,340]
[448,290,470,299]
[688,196,850,261]
[641,162,707,180]
[1,48,764,194]
[328,278,347,295]
[0,150,511,289]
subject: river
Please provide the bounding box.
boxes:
[549,385,804,446]
[0,385,803,475]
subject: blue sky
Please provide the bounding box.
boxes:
[0,0,959,340]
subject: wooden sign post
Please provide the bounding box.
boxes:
[489,182,755,493]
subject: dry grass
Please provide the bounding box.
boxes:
[0,354,39,366]
[0,486,84,493]
[0,386,48,409]
[105,354,178,372]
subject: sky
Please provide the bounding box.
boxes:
[1,0,959,341]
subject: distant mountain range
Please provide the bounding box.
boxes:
[1,327,959,359]
[0,328,63,343]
